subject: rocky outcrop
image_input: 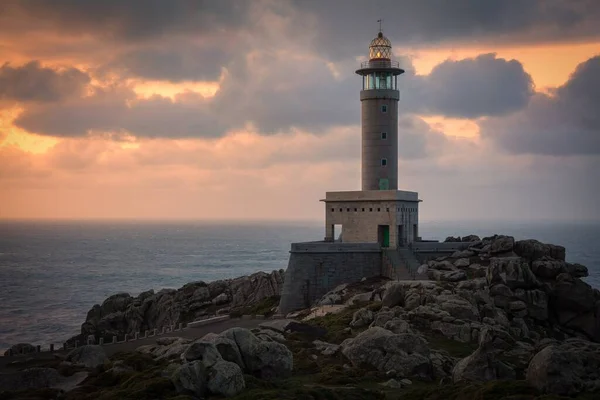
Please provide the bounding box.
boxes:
[341,327,434,379]
[526,338,600,396]
[75,269,284,342]
[220,327,293,380]
[136,327,293,398]
[452,327,516,383]
[3,343,36,356]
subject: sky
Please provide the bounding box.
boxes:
[0,0,599,223]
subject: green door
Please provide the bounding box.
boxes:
[382,225,390,247]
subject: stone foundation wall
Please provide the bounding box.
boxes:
[278,242,382,314]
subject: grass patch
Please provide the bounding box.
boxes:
[230,296,280,318]
[420,331,477,358]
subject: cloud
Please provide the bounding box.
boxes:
[0,61,90,103]
[293,0,600,60]
[406,54,534,118]
[0,0,253,41]
[481,55,600,155]
[12,53,534,139]
[14,86,225,138]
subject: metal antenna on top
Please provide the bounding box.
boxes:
[377,18,383,32]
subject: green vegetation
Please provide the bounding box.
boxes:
[230,295,280,318]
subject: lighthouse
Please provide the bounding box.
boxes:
[355,31,404,191]
[278,29,432,314]
[321,30,421,248]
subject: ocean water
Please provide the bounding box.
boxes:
[0,219,598,352]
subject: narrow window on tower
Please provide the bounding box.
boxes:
[381,132,387,140]
[381,104,388,113]
[381,158,387,166]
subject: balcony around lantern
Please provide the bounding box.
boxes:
[361,59,400,69]
[356,59,404,78]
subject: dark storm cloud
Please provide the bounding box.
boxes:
[405,54,535,118]
[293,0,600,59]
[481,56,600,156]
[12,52,534,138]
[105,45,229,82]
[0,61,90,102]
[1,0,252,41]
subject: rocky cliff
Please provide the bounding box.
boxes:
[72,269,284,343]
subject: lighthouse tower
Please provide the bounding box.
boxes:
[322,30,421,248]
[355,32,404,191]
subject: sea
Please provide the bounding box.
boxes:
[0,219,598,353]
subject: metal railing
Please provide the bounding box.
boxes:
[360,59,400,69]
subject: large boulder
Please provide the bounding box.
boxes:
[350,307,374,328]
[341,327,432,379]
[490,236,515,254]
[220,327,293,380]
[3,343,36,356]
[381,282,406,307]
[171,361,208,397]
[526,338,600,396]
[174,341,245,397]
[66,345,108,368]
[514,239,566,262]
[207,360,246,397]
[452,327,516,383]
[487,257,539,290]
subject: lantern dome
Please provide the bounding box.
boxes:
[369,32,392,60]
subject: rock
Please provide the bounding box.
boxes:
[437,294,480,321]
[444,236,462,242]
[0,368,61,391]
[429,270,467,282]
[452,250,475,259]
[143,337,193,360]
[182,341,222,366]
[462,235,481,242]
[346,291,376,305]
[212,293,229,305]
[313,340,340,356]
[381,378,403,388]
[514,239,565,262]
[220,327,293,379]
[66,345,108,368]
[171,361,207,397]
[531,259,565,280]
[566,263,589,278]
[454,258,471,268]
[350,308,374,328]
[526,338,600,396]
[341,327,432,379]
[76,270,284,342]
[490,236,515,254]
[252,328,285,343]
[383,318,412,334]
[551,277,596,319]
[381,282,405,307]
[452,327,516,383]
[417,264,428,274]
[487,257,539,290]
[401,378,413,385]
[3,343,36,356]
[206,360,245,397]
